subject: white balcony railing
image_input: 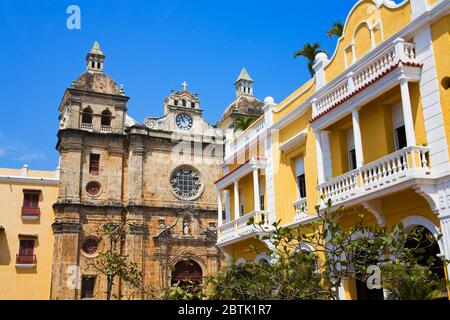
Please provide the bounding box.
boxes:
[294,197,308,222]
[313,39,418,119]
[80,123,93,132]
[226,117,265,158]
[318,146,430,206]
[217,210,270,245]
[100,125,112,133]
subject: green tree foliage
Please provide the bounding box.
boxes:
[204,198,449,300]
[293,42,324,77]
[327,22,344,39]
[89,218,143,300]
[231,116,255,132]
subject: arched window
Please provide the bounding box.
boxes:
[82,107,93,124]
[182,99,187,107]
[101,109,112,126]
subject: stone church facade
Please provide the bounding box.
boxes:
[50,42,260,299]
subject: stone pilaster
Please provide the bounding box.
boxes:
[58,133,83,203]
[128,134,145,206]
[50,219,82,300]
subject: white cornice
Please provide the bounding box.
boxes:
[216,158,267,190]
[0,175,59,185]
[279,129,308,152]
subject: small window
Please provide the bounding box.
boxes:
[23,192,39,209]
[81,276,96,299]
[97,62,101,69]
[91,61,95,68]
[89,154,100,175]
[260,194,265,211]
[297,174,307,199]
[174,100,178,106]
[82,107,93,124]
[17,239,35,264]
[19,240,35,257]
[395,125,407,150]
[349,149,357,170]
[182,99,187,107]
[191,102,195,108]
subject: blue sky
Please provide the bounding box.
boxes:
[0,0,358,170]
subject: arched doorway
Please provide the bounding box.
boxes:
[405,226,445,280]
[171,260,203,286]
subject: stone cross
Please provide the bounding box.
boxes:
[181,81,188,91]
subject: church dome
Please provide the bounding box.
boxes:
[221,95,264,121]
[73,71,120,95]
[72,41,120,95]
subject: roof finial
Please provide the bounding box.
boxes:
[90,41,104,56]
[235,67,253,83]
[181,81,189,91]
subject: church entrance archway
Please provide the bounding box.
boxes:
[171,260,203,286]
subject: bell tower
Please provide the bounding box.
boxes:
[86,41,105,73]
[235,67,254,98]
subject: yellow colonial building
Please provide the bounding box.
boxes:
[0,165,59,299]
[215,0,450,299]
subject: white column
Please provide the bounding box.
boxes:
[225,190,231,223]
[253,168,261,212]
[369,28,376,49]
[400,79,417,147]
[352,109,364,168]
[234,180,240,220]
[217,190,223,227]
[315,130,325,184]
[438,215,450,280]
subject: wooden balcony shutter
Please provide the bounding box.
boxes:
[89,154,100,174]
[19,240,34,256]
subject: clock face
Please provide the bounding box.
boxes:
[176,114,193,130]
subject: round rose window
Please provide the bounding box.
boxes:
[86,181,101,196]
[82,237,99,255]
[170,166,202,200]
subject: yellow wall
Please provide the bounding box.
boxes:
[0,168,58,300]
[431,15,450,160]
[324,1,412,81]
